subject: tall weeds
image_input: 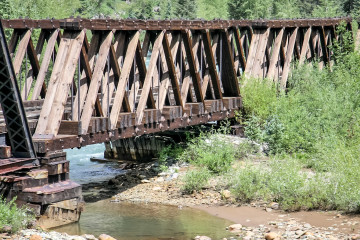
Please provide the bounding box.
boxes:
[234,22,360,212]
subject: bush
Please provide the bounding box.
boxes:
[234,28,360,211]
[182,168,211,194]
[181,134,236,174]
[228,158,331,211]
[157,145,183,171]
[241,78,278,122]
[0,198,34,233]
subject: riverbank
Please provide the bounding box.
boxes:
[10,134,360,240]
[80,150,360,239]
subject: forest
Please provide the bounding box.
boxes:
[0,0,359,21]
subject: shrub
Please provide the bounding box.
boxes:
[181,134,236,174]
[182,168,211,194]
[157,145,183,171]
[229,163,266,203]
[241,78,278,122]
[0,198,34,233]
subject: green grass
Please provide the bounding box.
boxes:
[0,198,34,233]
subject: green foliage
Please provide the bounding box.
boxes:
[228,0,273,19]
[157,145,183,171]
[229,163,266,202]
[182,168,211,193]
[227,0,354,19]
[0,198,34,233]
[311,0,344,18]
[1,0,359,21]
[197,0,229,20]
[1,0,81,19]
[175,0,197,19]
[228,157,328,211]
[181,134,236,174]
[234,24,360,212]
[241,78,278,122]
[127,0,156,19]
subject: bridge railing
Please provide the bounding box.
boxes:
[0,17,354,149]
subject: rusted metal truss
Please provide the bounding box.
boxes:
[0,17,356,153]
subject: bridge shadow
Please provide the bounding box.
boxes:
[81,159,164,203]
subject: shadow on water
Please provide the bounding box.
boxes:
[53,200,234,240]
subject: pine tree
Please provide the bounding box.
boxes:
[311,0,344,17]
[228,0,273,20]
[175,0,197,19]
[272,0,301,19]
[127,0,155,19]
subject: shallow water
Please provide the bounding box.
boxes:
[61,144,235,239]
[65,143,125,184]
[53,200,234,240]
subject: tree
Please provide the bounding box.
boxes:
[160,0,177,19]
[175,0,197,19]
[272,0,301,19]
[228,0,273,19]
[0,0,13,19]
[197,0,229,20]
[311,0,344,18]
[127,0,156,19]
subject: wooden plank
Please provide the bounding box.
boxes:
[134,40,156,109]
[80,31,114,135]
[110,31,140,129]
[73,33,100,120]
[129,41,157,111]
[46,30,86,136]
[34,31,75,136]
[114,31,127,68]
[8,29,22,57]
[136,31,165,125]
[220,30,240,97]
[180,34,200,106]
[156,33,178,111]
[202,30,222,99]
[163,33,183,109]
[32,29,59,100]
[22,36,42,100]
[299,27,312,64]
[280,27,298,89]
[13,30,31,76]
[181,30,204,103]
[319,26,330,65]
[244,30,260,76]
[58,121,79,135]
[103,44,130,116]
[266,28,284,79]
[251,29,270,78]
[233,27,247,72]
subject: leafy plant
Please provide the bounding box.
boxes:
[182,168,211,194]
[0,198,34,233]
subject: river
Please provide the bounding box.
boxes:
[54,144,234,239]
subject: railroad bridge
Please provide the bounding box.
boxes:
[0,17,356,227]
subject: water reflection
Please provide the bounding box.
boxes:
[53,200,234,240]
